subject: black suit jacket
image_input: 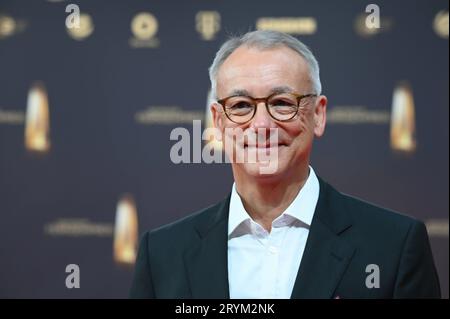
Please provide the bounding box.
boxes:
[130,178,441,298]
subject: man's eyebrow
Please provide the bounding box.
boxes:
[227,86,294,97]
[270,86,295,94]
[228,89,251,97]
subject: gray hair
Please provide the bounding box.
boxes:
[208,30,322,99]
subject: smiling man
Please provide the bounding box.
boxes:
[130,30,441,299]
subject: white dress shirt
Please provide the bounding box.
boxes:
[227,166,320,299]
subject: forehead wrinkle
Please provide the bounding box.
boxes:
[227,86,295,98]
[220,70,301,98]
[217,47,312,97]
[222,64,294,82]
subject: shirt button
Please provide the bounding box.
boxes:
[268,246,278,254]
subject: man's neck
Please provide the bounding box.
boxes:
[233,164,310,232]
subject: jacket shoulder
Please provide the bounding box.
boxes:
[317,178,425,239]
[143,197,228,246]
[339,190,422,228]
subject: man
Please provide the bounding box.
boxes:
[130,30,441,298]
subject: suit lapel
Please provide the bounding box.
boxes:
[291,179,355,299]
[183,179,355,299]
[184,196,230,298]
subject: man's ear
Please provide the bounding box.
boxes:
[211,103,224,141]
[313,95,327,138]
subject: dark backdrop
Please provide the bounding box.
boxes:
[0,0,448,298]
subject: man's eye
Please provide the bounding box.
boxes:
[230,102,252,110]
[270,99,296,107]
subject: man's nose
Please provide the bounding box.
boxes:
[249,102,277,130]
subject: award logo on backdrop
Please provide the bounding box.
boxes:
[130,12,159,48]
[390,83,416,153]
[66,12,94,41]
[196,11,221,40]
[114,194,139,266]
[25,82,51,153]
[433,10,449,39]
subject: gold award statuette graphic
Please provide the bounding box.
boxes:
[25,82,51,153]
[390,83,416,153]
[114,194,139,265]
[196,11,220,40]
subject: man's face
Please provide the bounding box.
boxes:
[212,45,327,180]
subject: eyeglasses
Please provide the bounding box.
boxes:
[217,92,317,124]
